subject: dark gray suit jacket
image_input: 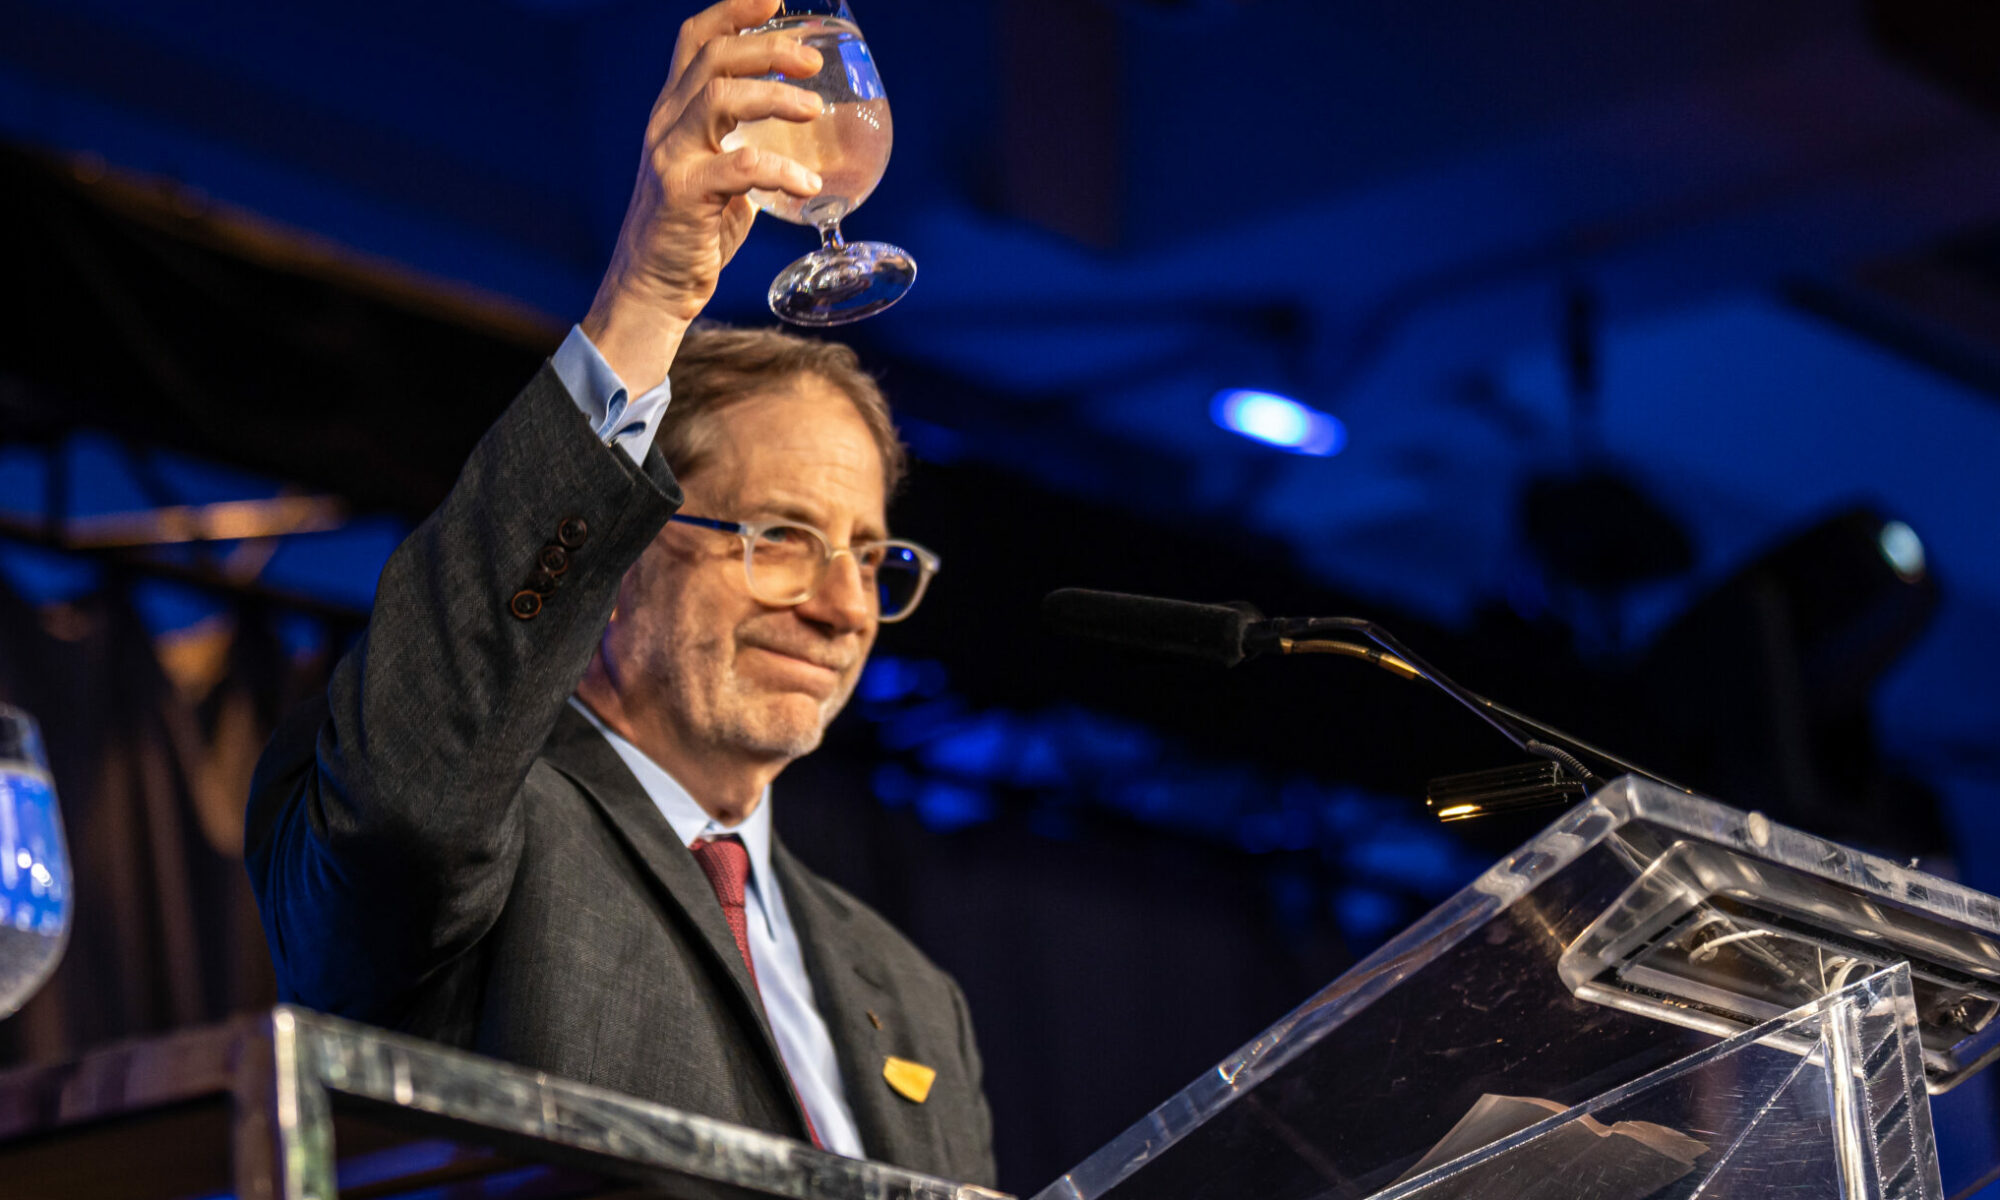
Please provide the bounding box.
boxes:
[245,364,996,1186]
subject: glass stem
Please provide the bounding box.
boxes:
[818,221,846,252]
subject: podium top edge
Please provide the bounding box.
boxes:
[0,1006,1007,1200]
[1597,775,2000,933]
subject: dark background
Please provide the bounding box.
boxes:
[2,0,1999,1195]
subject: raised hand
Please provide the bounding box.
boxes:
[583,0,826,393]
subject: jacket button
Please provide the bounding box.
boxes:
[509,590,543,620]
[539,544,570,576]
[557,517,589,549]
[526,567,559,596]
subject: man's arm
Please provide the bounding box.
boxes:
[246,366,678,1019]
[244,0,827,1022]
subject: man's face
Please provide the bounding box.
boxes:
[601,374,888,769]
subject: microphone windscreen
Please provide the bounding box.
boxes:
[1041,589,1258,667]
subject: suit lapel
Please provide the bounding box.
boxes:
[773,839,943,1171]
[540,706,809,1138]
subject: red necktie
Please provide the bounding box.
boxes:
[691,836,761,987]
[689,835,824,1148]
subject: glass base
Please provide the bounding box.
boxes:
[768,240,916,326]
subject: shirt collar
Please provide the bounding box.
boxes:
[567,698,776,895]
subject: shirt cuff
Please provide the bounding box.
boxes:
[551,324,672,466]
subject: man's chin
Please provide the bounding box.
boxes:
[722,700,832,761]
[733,727,825,761]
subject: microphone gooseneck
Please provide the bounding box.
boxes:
[1042,587,1694,802]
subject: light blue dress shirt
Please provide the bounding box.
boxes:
[551,324,675,466]
[551,328,867,1155]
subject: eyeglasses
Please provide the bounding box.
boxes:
[668,514,941,623]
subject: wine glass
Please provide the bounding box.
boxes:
[0,706,69,1019]
[723,0,915,326]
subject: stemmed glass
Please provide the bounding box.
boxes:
[0,706,69,1019]
[724,0,915,325]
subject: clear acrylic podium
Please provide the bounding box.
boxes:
[4,777,1998,1199]
[1040,777,2000,1200]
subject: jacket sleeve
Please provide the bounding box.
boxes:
[244,363,682,1023]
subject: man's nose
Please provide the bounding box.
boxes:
[799,549,872,633]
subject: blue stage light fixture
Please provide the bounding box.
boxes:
[1210,389,1346,456]
[1877,520,1926,583]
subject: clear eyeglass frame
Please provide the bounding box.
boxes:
[668,514,940,622]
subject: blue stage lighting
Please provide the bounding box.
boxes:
[1210,390,1346,456]
[1877,520,1926,583]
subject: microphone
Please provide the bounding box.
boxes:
[1040,589,1280,667]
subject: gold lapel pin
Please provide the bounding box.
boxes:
[883,1056,936,1104]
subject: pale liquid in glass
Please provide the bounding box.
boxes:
[721,18,893,228]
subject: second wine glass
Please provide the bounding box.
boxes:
[0,706,69,1020]
[722,0,915,326]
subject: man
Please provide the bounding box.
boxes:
[243,0,995,1185]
